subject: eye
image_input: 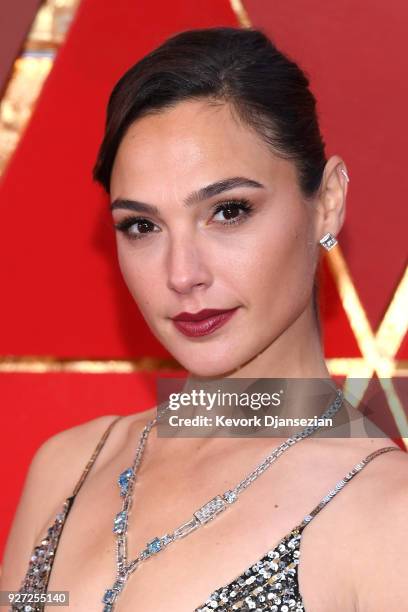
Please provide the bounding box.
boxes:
[113,217,159,240]
[113,197,254,241]
[211,198,254,226]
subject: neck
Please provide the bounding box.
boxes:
[182,298,333,397]
[157,302,341,439]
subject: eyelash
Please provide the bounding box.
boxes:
[113,198,254,241]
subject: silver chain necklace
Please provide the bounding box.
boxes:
[101,387,344,611]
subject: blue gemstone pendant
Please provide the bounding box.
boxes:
[101,575,127,611]
[102,589,116,604]
[117,467,133,497]
[147,537,162,554]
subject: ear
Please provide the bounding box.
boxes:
[314,155,349,243]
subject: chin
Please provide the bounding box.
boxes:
[169,349,242,379]
[184,363,233,379]
[155,325,254,378]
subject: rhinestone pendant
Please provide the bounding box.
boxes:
[117,467,134,497]
[113,510,127,534]
[101,575,126,611]
[147,537,162,555]
[139,533,173,559]
[194,495,227,524]
[102,587,116,610]
[224,489,238,504]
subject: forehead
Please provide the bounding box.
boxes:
[110,99,293,200]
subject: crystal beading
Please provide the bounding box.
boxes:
[118,467,133,497]
[100,388,345,610]
[194,495,227,524]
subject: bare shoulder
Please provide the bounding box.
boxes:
[0,413,121,589]
[29,414,124,498]
[351,445,408,611]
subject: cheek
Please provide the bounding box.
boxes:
[116,245,156,314]
[239,208,315,310]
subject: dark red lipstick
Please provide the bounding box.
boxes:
[171,307,239,337]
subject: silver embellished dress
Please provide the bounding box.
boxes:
[9,416,401,612]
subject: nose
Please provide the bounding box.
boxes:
[166,234,212,295]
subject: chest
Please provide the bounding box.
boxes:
[42,462,354,612]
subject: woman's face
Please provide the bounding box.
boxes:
[110,99,320,377]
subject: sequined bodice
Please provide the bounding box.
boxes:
[194,526,305,612]
[10,416,402,612]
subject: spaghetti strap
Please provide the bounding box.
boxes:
[9,415,125,605]
[71,415,124,497]
[297,445,403,532]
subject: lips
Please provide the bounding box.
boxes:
[171,307,239,337]
[172,308,235,322]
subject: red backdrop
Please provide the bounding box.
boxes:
[0,0,407,559]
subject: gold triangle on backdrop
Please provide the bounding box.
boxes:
[0,0,406,446]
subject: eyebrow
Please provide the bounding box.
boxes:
[109,176,265,214]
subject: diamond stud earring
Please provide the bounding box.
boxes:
[319,232,338,251]
[340,168,350,183]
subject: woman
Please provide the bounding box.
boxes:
[1,26,407,612]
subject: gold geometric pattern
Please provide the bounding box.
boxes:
[326,248,408,448]
[0,0,406,448]
[230,0,408,448]
[0,0,81,176]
